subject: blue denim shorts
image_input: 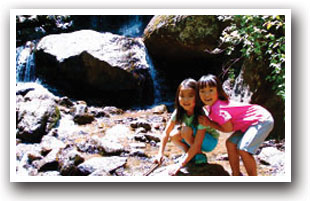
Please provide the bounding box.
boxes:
[182,127,218,152]
[228,115,274,154]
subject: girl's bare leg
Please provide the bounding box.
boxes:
[226,140,241,176]
[170,129,189,152]
[180,126,194,146]
[239,150,257,176]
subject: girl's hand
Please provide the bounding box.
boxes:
[198,115,210,126]
[153,154,164,165]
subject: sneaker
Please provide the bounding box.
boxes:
[194,153,208,165]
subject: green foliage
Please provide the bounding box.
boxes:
[218,15,285,101]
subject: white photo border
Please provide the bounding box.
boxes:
[10,9,291,182]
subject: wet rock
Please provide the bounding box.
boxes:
[16,87,35,96]
[89,169,111,176]
[58,96,74,108]
[77,156,127,176]
[40,135,66,153]
[102,106,124,115]
[134,134,148,142]
[104,124,133,144]
[151,104,167,114]
[177,163,230,176]
[35,30,154,106]
[16,83,60,143]
[88,107,110,118]
[73,114,94,125]
[72,101,94,125]
[150,163,230,176]
[130,142,146,149]
[135,127,147,134]
[38,171,61,176]
[129,149,147,157]
[16,143,42,162]
[130,119,152,131]
[145,133,161,143]
[57,146,85,176]
[143,15,229,86]
[91,135,126,155]
[75,137,103,155]
[36,149,60,172]
[258,147,285,167]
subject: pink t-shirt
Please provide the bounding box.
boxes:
[206,100,271,132]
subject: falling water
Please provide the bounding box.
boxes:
[16,41,36,83]
[118,15,171,107]
[118,16,145,37]
[145,49,162,105]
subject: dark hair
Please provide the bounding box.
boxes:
[197,74,229,101]
[174,78,200,126]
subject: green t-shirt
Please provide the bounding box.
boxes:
[171,109,220,139]
[171,109,195,127]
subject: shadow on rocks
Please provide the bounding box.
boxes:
[177,163,230,176]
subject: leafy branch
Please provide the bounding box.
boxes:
[218,15,285,101]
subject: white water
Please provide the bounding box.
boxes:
[118,16,145,37]
[16,42,36,83]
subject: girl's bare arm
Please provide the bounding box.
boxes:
[155,119,176,163]
[198,115,233,133]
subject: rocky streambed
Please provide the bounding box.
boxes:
[15,82,285,177]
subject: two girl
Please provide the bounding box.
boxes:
[155,74,274,176]
[154,78,218,175]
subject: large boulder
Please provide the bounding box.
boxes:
[143,15,230,95]
[144,16,228,69]
[143,15,228,55]
[35,30,154,106]
[16,83,60,143]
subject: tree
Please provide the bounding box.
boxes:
[218,15,285,101]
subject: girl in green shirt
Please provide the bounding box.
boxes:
[154,78,219,175]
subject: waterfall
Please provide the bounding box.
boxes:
[118,16,145,37]
[16,41,36,83]
[117,15,172,108]
[145,49,162,105]
[145,50,174,110]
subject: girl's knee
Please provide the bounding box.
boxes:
[238,149,252,156]
[170,129,182,142]
[180,126,193,138]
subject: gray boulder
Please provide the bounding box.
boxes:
[77,156,127,176]
[16,83,60,143]
[35,30,154,106]
[143,15,229,72]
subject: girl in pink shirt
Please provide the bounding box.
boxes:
[197,74,274,176]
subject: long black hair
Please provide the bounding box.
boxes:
[174,78,200,126]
